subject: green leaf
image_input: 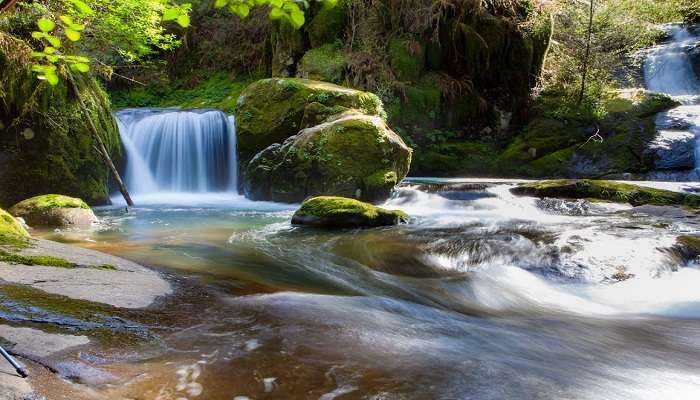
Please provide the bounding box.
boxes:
[59,15,74,26]
[270,0,283,7]
[289,9,305,29]
[214,0,227,8]
[31,51,45,58]
[69,23,85,32]
[67,0,94,16]
[71,63,90,73]
[269,7,284,19]
[37,18,55,32]
[65,29,81,42]
[176,14,190,27]
[45,35,61,48]
[31,31,45,40]
[44,46,56,54]
[47,55,60,63]
[45,71,59,85]
[238,3,250,17]
[163,8,179,21]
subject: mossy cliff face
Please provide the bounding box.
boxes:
[0,33,122,208]
[497,90,679,178]
[292,196,408,228]
[511,179,700,208]
[235,77,385,164]
[244,111,412,203]
[268,0,552,140]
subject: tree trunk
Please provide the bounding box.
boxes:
[66,71,134,207]
[578,0,594,105]
[0,0,20,13]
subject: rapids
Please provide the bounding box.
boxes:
[38,179,700,399]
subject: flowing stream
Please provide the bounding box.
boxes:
[37,179,700,399]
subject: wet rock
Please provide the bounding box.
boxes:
[292,196,408,229]
[511,179,700,208]
[9,194,98,229]
[650,130,695,169]
[0,207,29,246]
[244,112,411,203]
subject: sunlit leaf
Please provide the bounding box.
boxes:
[31,51,45,58]
[238,3,250,17]
[59,15,74,26]
[44,46,56,54]
[45,71,59,85]
[37,18,55,32]
[176,14,190,27]
[214,0,227,8]
[65,29,81,42]
[67,0,94,16]
[31,31,45,40]
[71,63,90,73]
[269,7,284,19]
[45,35,61,48]
[163,8,179,21]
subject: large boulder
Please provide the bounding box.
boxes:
[0,33,122,208]
[234,78,385,164]
[244,112,412,203]
[9,195,98,229]
[292,196,408,228]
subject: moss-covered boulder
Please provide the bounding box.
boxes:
[499,89,679,177]
[9,194,98,229]
[511,179,700,208]
[244,112,412,203]
[292,196,408,228]
[235,78,385,164]
[0,207,29,247]
[297,44,348,83]
[0,33,122,208]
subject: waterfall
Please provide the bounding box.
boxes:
[643,25,700,174]
[115,108,238,195]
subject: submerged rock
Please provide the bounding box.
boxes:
[291,196,408,228]
[234,78,385,163]
[244,112,412,203]
[511,179,700,208]
[9,194,98,229]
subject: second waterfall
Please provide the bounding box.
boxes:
[115,109,238,195]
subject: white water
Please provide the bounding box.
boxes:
[644,25,700,171]
[115,108,238,197]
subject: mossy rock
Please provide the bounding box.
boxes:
[411,141,499,177]
[676,235,700,258]
[0,207,29,247]
[0,33,122,208]
[511,179,700,208]
[297,44,348,83]
[235,78,385,164]
[244,112,412,203]
[10,194,98,229]
[292,196,408,228]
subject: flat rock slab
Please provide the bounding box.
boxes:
[0,325,89,359]
[0,239,171,309]
[0,362,32,400]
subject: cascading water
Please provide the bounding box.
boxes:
[115,108,238,197]
[643,25,700,175]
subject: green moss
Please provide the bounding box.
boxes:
[388,36,425,82]
[511,179,700,208]
[292,196,408,228]
[235,78,386,162]
[11,194,89,211]
[0,250,76,268]
[0,208,29,248]
[110,73,259,114]
[677,235,700,256]
[297,44,348,83]
[307,0,349,47]
[95,263,118,271]
[387,73,441,127]
[0,284,111,322]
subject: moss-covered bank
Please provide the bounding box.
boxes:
[0,33,122,208]
[0,207,29,247]
[511,179,700,208]
[292,196,408,228]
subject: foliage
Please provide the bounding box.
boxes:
[215,0,337,29]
